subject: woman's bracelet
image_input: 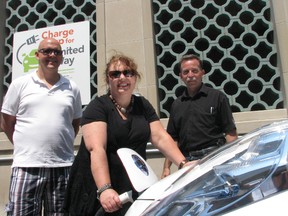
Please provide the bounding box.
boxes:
[97,183,112,199]
[178,159,189,170]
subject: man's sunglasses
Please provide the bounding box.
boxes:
[108,70,135,79]
[38,48,63,56]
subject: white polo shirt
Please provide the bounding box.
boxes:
[1,71,82,168]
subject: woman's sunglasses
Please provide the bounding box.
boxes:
[108,70,135,79]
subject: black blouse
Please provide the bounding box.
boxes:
[81,94,159,195]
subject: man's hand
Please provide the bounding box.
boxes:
[161,167,171,179]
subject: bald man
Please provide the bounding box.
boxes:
[1,38,82,215]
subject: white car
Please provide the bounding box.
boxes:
[118,120,288,216]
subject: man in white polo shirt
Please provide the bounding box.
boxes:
[1,38,82,215]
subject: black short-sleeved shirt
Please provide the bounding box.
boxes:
[167,84,236,155]
[81,94,159,196]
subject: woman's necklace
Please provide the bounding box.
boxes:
[110,95,134,114]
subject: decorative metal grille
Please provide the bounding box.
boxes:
[3,0,97,99]
[152,0,283,118]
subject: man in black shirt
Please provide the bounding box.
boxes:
[162,54,238,178]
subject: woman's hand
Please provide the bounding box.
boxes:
[184,160,199,169]
[99,188,122,213]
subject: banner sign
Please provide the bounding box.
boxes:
[12,21,91,105]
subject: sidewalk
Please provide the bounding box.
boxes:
[0,203,6,216]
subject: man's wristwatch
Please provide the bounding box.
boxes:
[97,183,112,200]
[178,159,189,170]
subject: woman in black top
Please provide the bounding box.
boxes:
[64,53,189,215]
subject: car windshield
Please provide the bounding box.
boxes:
[143,120,288,216]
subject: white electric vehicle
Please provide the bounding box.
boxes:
[118,120,288,216]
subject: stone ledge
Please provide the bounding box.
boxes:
[0,109,287,161]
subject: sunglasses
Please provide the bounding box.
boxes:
[38,48,63,56]
[108,70,135,79]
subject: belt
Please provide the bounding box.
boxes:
[186,145,219,161]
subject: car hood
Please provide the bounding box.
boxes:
[125,120,288,216]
